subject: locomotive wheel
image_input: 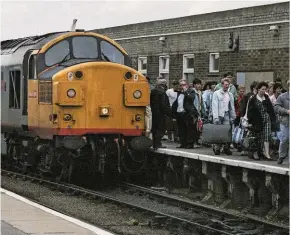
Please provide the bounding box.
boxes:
[55,151,76,183]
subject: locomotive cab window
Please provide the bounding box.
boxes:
[45,40,70,67]
[101,41,124,64]
[9,70,21,109]
[72,36,98,59]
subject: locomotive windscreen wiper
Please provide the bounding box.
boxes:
[58,52,71,67]
[101,52,111,62]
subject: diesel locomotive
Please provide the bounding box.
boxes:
[1,30,152,181]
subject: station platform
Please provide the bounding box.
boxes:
[153,140,289,175]
[1,189,114,235]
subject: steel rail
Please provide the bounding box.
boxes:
[121,183,289,230]
[1,169,233,235]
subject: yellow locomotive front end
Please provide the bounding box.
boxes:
[26,31,152,181]
[51,62,149,140]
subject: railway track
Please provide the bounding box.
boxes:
[1,169,288,235]
[2,169,232,235]
[121,182,289,230]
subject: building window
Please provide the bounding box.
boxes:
[183,54,194,83]
[138,57,147,75]
[209,53,219,73]
[9,70,21,109]
[159,55,170,85]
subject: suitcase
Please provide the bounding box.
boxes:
[202,123,232,144]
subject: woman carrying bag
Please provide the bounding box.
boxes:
[247,82,277,160]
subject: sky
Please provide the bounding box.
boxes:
[0,0,287,40]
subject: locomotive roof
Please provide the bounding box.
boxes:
[1,31,68,55]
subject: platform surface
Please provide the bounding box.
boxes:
[1,189,114,235]
[153,140,289,175]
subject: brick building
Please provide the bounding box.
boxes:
[92,2,289,90]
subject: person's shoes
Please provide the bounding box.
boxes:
[224,148,232,155]
[213,145,221,155]
[176,145,186,148]
[194,144,202,148]
[186,145,194,149]
[153,145,167,151]
[145,131,150,138]
[258,151,273,160]
[277,158,284,164]
[241,151,248,156]
[157,145,167,149]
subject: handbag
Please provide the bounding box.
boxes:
[232,125,244,144]
[242,131,257,151]
[240,96,253,129]
[197,118,203,132]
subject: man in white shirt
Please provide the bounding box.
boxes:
[166,81,179,141]
[172,80,199,149]
[212,78,236,155]
[166,81,179,107]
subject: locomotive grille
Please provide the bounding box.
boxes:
[39,81,52,104]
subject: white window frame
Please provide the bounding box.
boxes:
[138,57,147,75]
[159,55,170,74]
[159,55,170,86]
[209,52,220,73]
[183,54,194,80]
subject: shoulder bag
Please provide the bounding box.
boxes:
[240,96,253,129]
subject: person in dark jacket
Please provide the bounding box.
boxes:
[150,78,172,150]
[239,81,258,117]
[275,78,287,93]
[248,82,277,160]
[172,80,199,149]
[274,80,290,164]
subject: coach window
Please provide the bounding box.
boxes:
[100,41,124,64]
[45,40,70,67]
[9,70,21,109]
[72,36,98,59]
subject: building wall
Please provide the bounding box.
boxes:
[92,2,289,86]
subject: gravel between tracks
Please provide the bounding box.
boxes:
[2,175,200,235]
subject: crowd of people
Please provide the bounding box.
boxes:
[146,73,289,165]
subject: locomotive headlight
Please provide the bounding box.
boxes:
[101,108,109,115]
[67,89,76,98]
[133,90,142,99]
